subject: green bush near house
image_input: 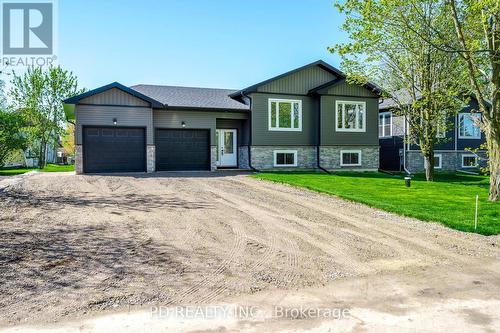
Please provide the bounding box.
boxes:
[0,164,74,176]
[253,172,499,235]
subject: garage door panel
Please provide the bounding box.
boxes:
[156,129,210,171]
[83,127,146,173]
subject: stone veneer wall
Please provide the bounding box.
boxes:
[75,145,83,174]
[238,146,250,169]
[319,146,379,170]
[406,150,488,172]
[250,146,317,170]
[146,145,155,173]
[210,146,217,171]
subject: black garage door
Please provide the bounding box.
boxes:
[83,127,146,173]
[156,129,210,171]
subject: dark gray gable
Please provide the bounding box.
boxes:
[230,60,344,97]
[64,82,164,108]
[309,78,382,97]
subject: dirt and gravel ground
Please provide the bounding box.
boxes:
[0,172,499,332]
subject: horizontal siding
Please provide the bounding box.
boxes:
[76,105,153,145]
[80,88,150,107]
[326,81,378,98]
[321,95,379,146]
[250,93,317,146]
[153,110,249,146]
[257,66,337,95]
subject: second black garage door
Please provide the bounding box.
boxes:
[156,129,210,171]
[83,127,146,173]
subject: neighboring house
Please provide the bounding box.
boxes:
[378,96,487,172]
[63,60,381,174]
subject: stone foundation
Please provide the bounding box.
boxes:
[75,145,83,174]
[319,146,379,170]
[250,146,317,170]
[146,145,155,173]
[238,146,250,169]
[406,150,488,172]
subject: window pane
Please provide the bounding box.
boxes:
[358,108,364,130]
[460,114,481,138]
[285,153,295,165]
[379,124,384,137]
[276,153,285,165]
[271,102,277,128]
[224,131,233,154]
[463,156,477,166]
[293,103,299,128]
[434,156,440,166]
[337,104,343,128]
[345,105,356,129]
[279,102,292,128]
[342,152,359,165]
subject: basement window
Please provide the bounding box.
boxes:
[462,154,478,168]
[274,150,297,167]
[424,154,442,169]
[340,150,362,167]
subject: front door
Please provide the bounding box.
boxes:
[216,129,237,167]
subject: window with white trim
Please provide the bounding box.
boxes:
[273,150,297,167]
[336,101,366,132]
[340,150,362,166]
[379,112,392,137]
[462,154,478,168]
[424,154,442,169]
[458,113,481,139]
[269,99,302,131]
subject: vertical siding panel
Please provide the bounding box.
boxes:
[257,66,338,94]
[80,88,150,107]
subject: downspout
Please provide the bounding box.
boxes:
[316,95,330,174]
[241,91,258,172]
[403,115,411,175]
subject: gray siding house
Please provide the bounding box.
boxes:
[378,96,487,172]
[64,60,381,174]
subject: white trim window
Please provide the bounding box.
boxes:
[340,150,362,166]
[458,113,481,139]
[269,99,302,131]
[424,154,442,169]
[273,150,298,167]
[379,112,392,138]
[462,154,478,168]
[336,101,366,132]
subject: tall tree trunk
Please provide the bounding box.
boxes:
[486,90,500,201]
[423,151,434,181]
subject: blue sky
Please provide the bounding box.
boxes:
[58,0,346,90]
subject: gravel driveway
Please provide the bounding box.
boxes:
[0,172,499,331]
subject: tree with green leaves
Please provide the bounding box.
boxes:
[0,109,27,167]
[10,66,83,168]
[442,0,499,200]
[330,0,463,181]
[332,0,500,201]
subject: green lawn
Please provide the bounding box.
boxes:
[253,172,499,235]
[0,164,74,176]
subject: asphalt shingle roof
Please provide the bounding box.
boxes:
[130,84,249,110]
